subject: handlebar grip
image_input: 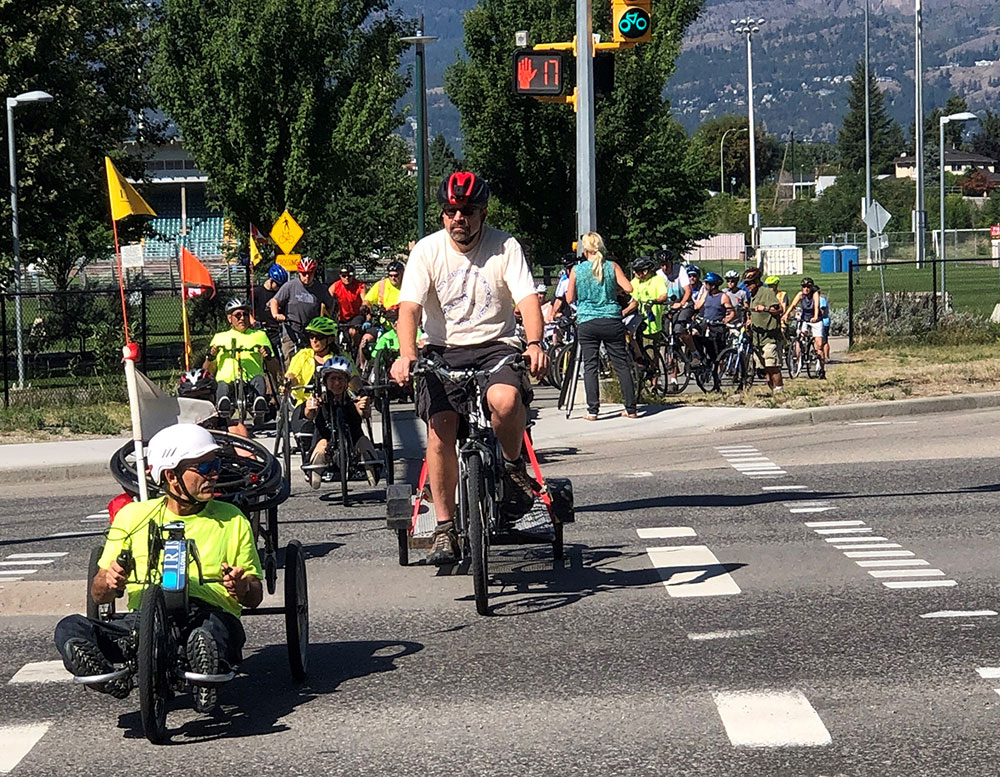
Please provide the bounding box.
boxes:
[115,549,133,599]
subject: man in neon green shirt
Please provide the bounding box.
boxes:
[622,255,669,353]
[54,424,262,711]
[205,297,273,417]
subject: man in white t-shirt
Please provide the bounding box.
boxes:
[391,172,549,565]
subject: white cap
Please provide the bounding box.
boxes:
[535,283,547,293]
[147,423,220,483]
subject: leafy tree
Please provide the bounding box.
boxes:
[942,94,970,150]
[687,114,780,195]
[837,59,904,176]
[0,0,156,290]
[149,0,416,269]
[971,110,1000,164]
[428,133,461,181]
[445,0,707,263]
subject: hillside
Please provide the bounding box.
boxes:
[393,0,1000,150]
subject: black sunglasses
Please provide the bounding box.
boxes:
[188,458,221,476]
[230,310,248,317]
[442,205,480,218]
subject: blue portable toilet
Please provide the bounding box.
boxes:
[840,244,858,273]
[819,245,837,274]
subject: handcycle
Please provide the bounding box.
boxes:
[79,431,307,744]
[387,353,574,615]
[213,338,276,429]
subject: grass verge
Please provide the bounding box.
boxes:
[0,402,130,442]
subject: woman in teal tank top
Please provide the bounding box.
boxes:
[565,232,637,420]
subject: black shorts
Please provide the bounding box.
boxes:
[415,342,533,423]
[672,305,694,334]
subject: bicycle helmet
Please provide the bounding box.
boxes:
[147,423,220,484]
[178,368,217,397]
[387,260,405,274]
[654,248,675,265]
[305,316,338,338]
[225,297,250,313]
[686,264,701,278]
[268,264,288,285]
[339,263,355,275]
[764,275,780,286]
[562,252,579,268]
[297,256,318,273]
[535,283,548,294]
[436,171,490,207]
[704,271,723,286]
[320,355,353,378]
[724,269,740,281]
[632,255,655,272]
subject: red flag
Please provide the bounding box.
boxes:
[249,222,267,245]
[180,246,216,299]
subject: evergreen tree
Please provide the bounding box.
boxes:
[971,110,1000,165]
[687,114,781,194]
[837,59,904,176]
[428,133,461,181]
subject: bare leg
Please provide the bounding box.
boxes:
[486,383,525,462]
[426,411,459,524]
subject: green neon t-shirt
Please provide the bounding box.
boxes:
[630,274,668,335]
[209,327,272,383]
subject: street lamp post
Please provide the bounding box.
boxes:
[6,89,53,390]
[401,18,438,240]
[914,0,926,269]
[939,110,978,311]
[719,126,747,195]
[732,17,765,263]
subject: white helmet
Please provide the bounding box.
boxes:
[534,283,547,294]
[147,423,220,483]
[320,355,354,378]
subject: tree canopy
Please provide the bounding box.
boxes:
[837,59,904,176]
[149,0,416,269]
[687,114,781,195]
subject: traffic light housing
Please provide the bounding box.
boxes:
[612,0,652,43]
[513,52,566,96]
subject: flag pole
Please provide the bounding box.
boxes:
[122,345,149,501]
[179,245,192,371]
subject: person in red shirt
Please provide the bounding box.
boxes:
[329,264,367,350]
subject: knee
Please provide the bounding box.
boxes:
[487,385,521,419]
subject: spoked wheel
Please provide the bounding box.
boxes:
[638,345,667,399]
[715,347,752,391]
[663,347,691,395]
[787,340,804,378]
[380,393,394,486]
[692,351,716,393]
[465,455,490,616]
[806,346,819,378]
[284,540,309,681]
[274,398,292,490]
[338,427,350,508]
[138,584,170,745]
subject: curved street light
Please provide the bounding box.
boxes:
[720,127,748,195]
[939,110,978,311]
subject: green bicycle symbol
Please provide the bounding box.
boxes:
[618,8,650,38]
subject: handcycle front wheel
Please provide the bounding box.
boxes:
[284,540,309,681]
[138,584,170,745]
[380,393,395,486]
[464,454,490,616]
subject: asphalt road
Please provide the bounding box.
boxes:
[3,405,1000,775]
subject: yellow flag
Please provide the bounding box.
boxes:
[104,156,156,221]
[250,238,263,267]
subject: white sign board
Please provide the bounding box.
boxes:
[863,200,892,235]
[120,243,144,269]
[760,247,803,277]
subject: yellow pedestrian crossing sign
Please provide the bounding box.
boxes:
[270,210,303,255]
[276,253,301,272]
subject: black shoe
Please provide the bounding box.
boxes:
[217,396,232,417]
[426,522,459,565]
[502,458,539,518]
[64,638,131,699]
[187,627,218,714]
[253,395,268,416]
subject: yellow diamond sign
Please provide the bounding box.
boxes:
[270,210,303,255]
[275,253,301,272]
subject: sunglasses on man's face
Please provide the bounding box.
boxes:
[231,311,248,318]
[442,205,480,218]
[188,458,221,476]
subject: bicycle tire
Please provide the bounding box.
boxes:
[380,392,394,486]
[787,339,804,379]
[714,347,740,391]
[663,347,691,395]
[805,342,817,378]
[284,539,309,681]
[338,422,350,508]
[693,354,715,393]
[466,454,490,616]
[138,584,169,745]
[637,344,666,400]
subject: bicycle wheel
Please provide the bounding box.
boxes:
[637,344,666,399]
[786,339,803,378]
[693,353,715,393]
[138,584,169,744]
[714,347,740,391]
[663,347,691,395]
[338,425,350,507]
[380,393,394,486]
[465,454,490,616]
[805,343,818,378]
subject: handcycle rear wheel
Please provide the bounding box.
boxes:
[380,393,394,486]
[86,547,104,621]
[284,540,309,681]
[338,425,350,507]
[465,454,490,616]
[138,584,170,745]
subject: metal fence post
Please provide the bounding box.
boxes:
[141,288,148,372]
[932,253,938,327]
[847,258,854,349]
[1,293,8,409]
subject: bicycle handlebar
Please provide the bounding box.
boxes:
[412,352,527,383]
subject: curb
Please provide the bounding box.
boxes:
[722,391,1000,431]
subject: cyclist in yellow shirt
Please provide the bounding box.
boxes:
[359,260,404,369]
[204,297,273,418]
[621,255,669,359]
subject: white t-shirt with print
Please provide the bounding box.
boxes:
[399,226,537,348]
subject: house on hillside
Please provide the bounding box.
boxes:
[894,149,997,179]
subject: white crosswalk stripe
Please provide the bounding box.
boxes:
[0,723,51,773]
[712,690,832,747]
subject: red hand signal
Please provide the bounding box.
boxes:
[517,57,538,90]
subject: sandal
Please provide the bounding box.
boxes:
[583,414,598,421]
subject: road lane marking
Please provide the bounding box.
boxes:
[805,520,864,528]
[732,463,782,470]
[882,580,957,589]
[0,560,57,566]
[922,610,997,619]
[5,553,68,560]
[867,568,945,578]
[763,485,809,491]
[789,507,836,513]
[644,545,741,597]
[814,528,873,535]
[623,472,653,478]
[8,661,72,684]
[833,543,903,550]
[747,473,785,478]
[636,527,696,539]
[825,536,889,543]
[977,668,1000,679]
[712,690,832,748]
[844,550,915,558]
[0,723,50,773]
[785,501,831,508]
[46,531,103,538]
[0,569,36,576]
[688,628,764,641]
[716,446,759,451]
[856,559,930,568]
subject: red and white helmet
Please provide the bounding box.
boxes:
[297,256,318,273]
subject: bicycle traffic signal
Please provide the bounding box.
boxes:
[612,0,652,43]
[512,52,565,96]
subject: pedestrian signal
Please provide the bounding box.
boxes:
[613,0,652,43]
[512,52,565,96]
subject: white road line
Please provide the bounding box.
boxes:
[834,543,903,550]
[747,474,786,479]
[844,550,915,558]
[977,668,1000,679]
[0,578,23,582]
[712,690,832,748]
[763,485,809,491]
[867,569,945,578]
[8,661,72,684]
[825,536,889,544]
[814,528,873,535]
[623,472,653,478]
[46,531,102,538]
[790,507,836,514]
[80,517,108,524]
[784,501,830,507]
[732,463,782,470]
[0,560,56,566]
[645,545,741,597]
[0,569,36,576]
[882,580,957,589]
[716,446,759,451]
[636,527,696,540]
[921,610,997,619]
[849,421,893,426]
[856,559,930,568]
[805,520,864,528]
[688,628,764,641]
[0,723,51,773]
[725,456,771,462]
[5,553,68,560]
[84,512,109,519]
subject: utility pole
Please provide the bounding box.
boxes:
[913,0,926,269]
[732,17,764,262]
[401,16,437,239]
[576,0,596,238]
[864,0,873,270]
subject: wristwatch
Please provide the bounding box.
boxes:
[526,340,542,348]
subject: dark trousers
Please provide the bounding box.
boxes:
[54,598,246,672]
[290,403,315,464]
[216,374,267,404]
[578,317,636,415]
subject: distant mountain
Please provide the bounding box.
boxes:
[393,0,1000,151]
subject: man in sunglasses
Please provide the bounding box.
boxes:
[54,424,262,711]
[204,297,273,419]
[329,263,368,351]
[391,171,549,565]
